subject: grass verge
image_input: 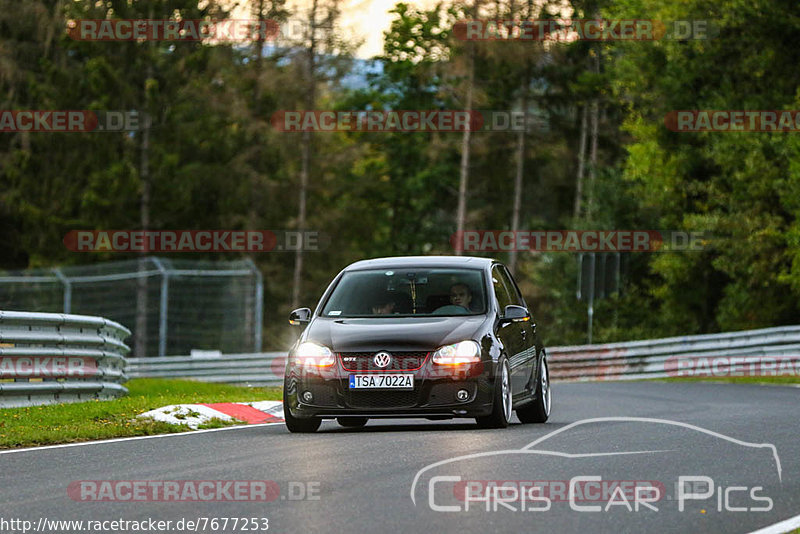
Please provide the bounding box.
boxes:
[0,378,282,450]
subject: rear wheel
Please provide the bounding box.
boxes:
[476,358,512,429]
[517,354,551,423]
[337,417,368,428]
[284,386,321,433]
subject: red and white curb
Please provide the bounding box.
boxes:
[139,401,284,429]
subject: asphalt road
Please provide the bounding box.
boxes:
[1,382,799,534]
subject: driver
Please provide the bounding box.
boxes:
[371,294,397,315]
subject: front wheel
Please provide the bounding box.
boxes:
[517,354,551,423]
[283,387,321,433]
[476,358,512,429]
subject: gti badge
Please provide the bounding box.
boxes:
[373,351,392,368]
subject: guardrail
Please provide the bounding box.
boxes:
[127,325,800,386]
[0,311,131,407]
[126,352,285,387]
[548,325,800,381]
[12,316,792,405]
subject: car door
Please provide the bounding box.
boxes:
[498,265,539,397]
[491,265,527,399]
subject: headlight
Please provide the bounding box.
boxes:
[432,340,481,365]
[295,342,335,367]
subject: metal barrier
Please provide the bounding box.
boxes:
[548,325,800,381]
[128,325,800,386]
[126,352,285,387]
[0,311,131,407]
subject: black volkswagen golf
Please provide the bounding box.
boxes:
[283,256,551,432]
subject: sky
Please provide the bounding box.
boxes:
[229,0,438,58]
[336,0,412,58]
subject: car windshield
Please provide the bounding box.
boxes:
[321,268,487,317]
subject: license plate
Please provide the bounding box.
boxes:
[349,374,414,390]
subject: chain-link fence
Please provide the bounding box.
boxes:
[0,257,263,357]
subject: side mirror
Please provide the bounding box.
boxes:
[289,307,312,326]
[500,304,530,325]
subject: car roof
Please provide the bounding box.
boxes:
[344,255,496,271]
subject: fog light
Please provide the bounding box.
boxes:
[456,389,469,402]
[302,391,314,403]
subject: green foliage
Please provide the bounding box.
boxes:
[607,0,800,334]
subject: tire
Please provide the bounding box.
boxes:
[337,417,368,428]
[517,354,551,424]
[283,386,321,433]
[476,358,512,429]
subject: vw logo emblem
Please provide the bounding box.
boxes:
[373,351,392,368]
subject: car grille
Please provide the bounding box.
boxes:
[346,389,419,409]
[339,351,429,371]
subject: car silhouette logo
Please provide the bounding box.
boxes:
[373,352,392,368]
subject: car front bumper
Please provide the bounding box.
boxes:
[285,357,497,419]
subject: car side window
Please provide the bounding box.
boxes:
[498,265,525,308]
[491,265,514,313]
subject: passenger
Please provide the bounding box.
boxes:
[449,283,473,311]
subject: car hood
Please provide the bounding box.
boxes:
[303,316,488,353]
